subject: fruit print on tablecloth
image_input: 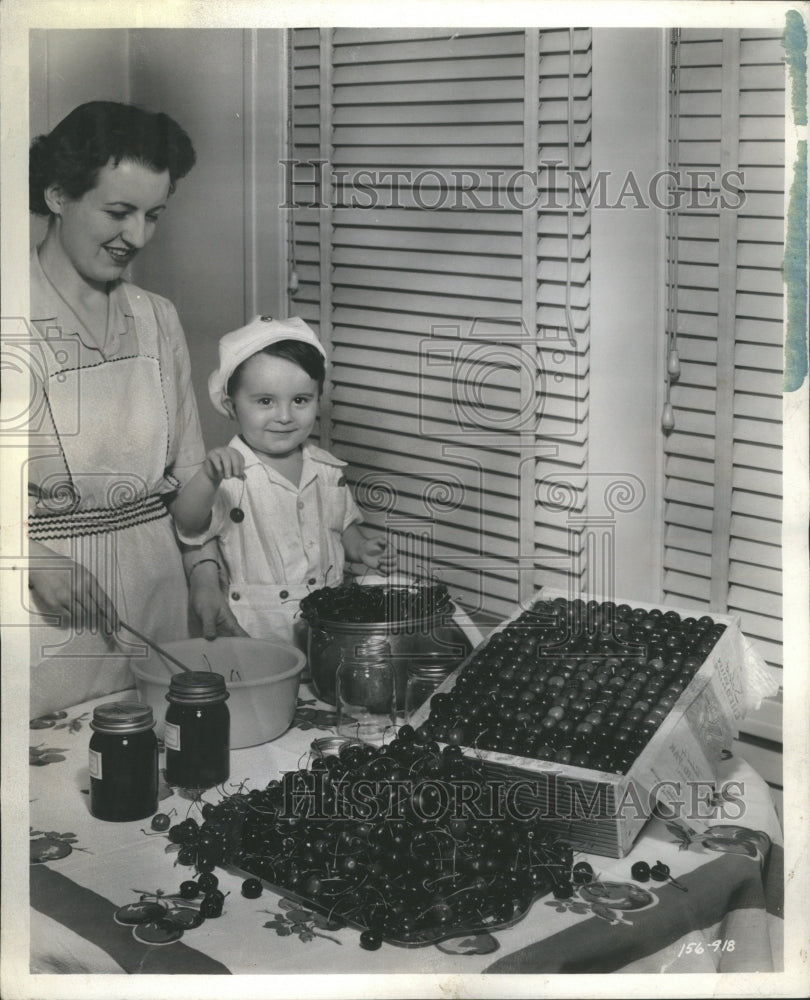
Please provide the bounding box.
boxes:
[29,744,70,766]
[667,822,771,859]
[435,932,500,955]
[292,698,343,733]
[30,709,93,766]
[30,709,91,733]
[30,827,89,863]
[545,881,657,927]
[112,889,209,946]
[262,897,344,944]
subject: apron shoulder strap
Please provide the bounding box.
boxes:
[120,284,161,355]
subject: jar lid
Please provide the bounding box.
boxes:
[407,660,456,681]
[167,670,229,704]
[91,701,155,734]
[311,735,364,757]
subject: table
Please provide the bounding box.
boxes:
[28,685,784,977]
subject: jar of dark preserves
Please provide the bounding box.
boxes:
[164,671,230,789]
[89,701,158,822]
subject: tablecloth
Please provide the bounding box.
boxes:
[27,685,784,976]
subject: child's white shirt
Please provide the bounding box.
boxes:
[176,435,361,642]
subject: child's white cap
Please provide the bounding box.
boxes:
[208,314,328,415]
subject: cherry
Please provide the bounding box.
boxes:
[196,872,219,893]
[572,861,594,884]
[651,860,687,891]
[179,880,200,899]
[200,894,224,918]
[631,861,651,882]
[359,929,382,950]
[151,812,172,831]
[552,881,574,899]
[176,846,196,866]
[241,877,263,899]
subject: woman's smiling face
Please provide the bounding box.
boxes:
[227,352,319,462]
[46,158,170,286]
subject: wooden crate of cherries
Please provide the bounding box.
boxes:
[410,590,773,858]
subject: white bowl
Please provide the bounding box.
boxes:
[130,637,306,749]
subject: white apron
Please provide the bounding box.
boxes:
[27,288,191,716]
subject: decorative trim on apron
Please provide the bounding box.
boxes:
[28,494,169,541]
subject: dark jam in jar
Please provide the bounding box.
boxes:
[89,701,158,822]
[164,671,230,790]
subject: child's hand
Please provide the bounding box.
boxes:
[202,446,245,485]
[357,535,398,575]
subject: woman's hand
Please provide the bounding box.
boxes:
[27,540,119,635]
[186,552,249,640]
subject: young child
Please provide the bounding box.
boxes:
[172,315,397,646]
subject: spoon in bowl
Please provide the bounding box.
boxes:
[119,620,193,674]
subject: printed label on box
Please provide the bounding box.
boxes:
[712,651,747,719]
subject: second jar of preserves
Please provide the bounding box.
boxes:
[164,671,230,789]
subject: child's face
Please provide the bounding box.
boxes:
[226,352,319,461]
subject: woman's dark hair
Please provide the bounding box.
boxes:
[227,340,326,398]
[29,101,196,216]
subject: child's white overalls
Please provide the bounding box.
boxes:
[176,436,361,651]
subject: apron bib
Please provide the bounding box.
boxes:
[39,287,171,510]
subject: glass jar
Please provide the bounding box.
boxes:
[164,671,230,790]
[335,636,397,744]
[404,658,455,724]
[89,701,158,822]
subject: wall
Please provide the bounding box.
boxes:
[129,28,286,449]
[590,28,666,602]
[29,30,131,248]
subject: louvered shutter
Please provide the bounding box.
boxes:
[663,29,784,730]
[289,28,592,620]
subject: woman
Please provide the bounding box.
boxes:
[26,101,244,716]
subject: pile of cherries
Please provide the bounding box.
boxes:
[164,727,578,948]
[422,597,726,774]
[299,582,453,627]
